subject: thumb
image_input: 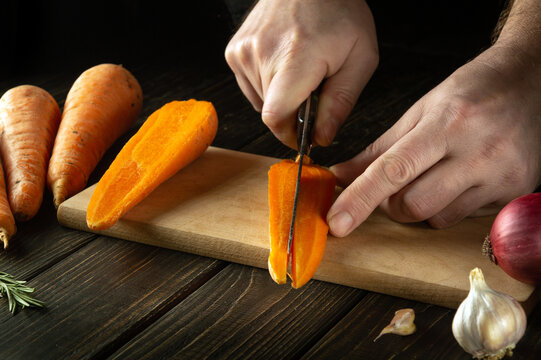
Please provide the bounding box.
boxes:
[262,60,327,149]
[313,40,378,147]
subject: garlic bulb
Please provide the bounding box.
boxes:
[452,268,527,360]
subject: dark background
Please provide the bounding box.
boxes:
[1,0,506,80]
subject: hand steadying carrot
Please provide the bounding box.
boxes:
[47,63,143,207]
[0,159,16,249]
[0,85,61,222]
[86,100,218,230]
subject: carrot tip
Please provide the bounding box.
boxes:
[52,179,68,208]
[0,229,9,250]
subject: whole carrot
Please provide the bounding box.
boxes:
[47,63,143,207]
[0,85,61,221]
[0,159,16,249]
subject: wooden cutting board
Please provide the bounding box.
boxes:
[57,146,537,311]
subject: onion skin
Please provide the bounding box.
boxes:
[483,193,541,285]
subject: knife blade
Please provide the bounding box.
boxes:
[287,89,320,273]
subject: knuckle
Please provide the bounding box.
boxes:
[364,47,380,74]
[380,152,416,187]
[400,193,433,222]
[261,109,282,130]
[500,162,529,190]
[428,211,464,229]
[289,24,310,45]
[224,44,234,64]
[363,141,381,159]
[280,28,308,63]
[226,38,255,68]
[330,87,357,113]
[478,137,509,162]
[249,36,268,59]
[437,96,476,133]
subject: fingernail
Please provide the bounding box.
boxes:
[328,211,353,237]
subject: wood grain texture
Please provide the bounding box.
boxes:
[2,11,540,358]
[304,292,541,360]
[111,263,365,359]
[57,146,536,310]
[0,237,226,358]
[302,293,464,359]
[0,192,96,279]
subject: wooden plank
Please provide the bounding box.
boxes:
[301,293,465,359]
[0,237,226,358]
[0,192,96,279]
[110,263,365,359]
[57,147,536,309]
[303,292,541,359]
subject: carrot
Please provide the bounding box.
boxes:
[0,85,61,221]
[0,159,16,249]
[86,99,218,230]
[47,63,143,207]
[268,156,335,288]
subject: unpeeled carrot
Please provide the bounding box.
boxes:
[86,99,218,230]
[0,159,16,249]
[0,85,61,221]
[47,63,143,207]
[268,156,335,288]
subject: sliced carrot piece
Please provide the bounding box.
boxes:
[268,156,335,288]
[86,99,218,230]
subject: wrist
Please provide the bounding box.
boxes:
[493,0,541,65]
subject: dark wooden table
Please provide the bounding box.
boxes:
[1,2,540,359]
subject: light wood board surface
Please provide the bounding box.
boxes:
[57,146,537,310]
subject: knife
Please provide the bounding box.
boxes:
[287,89,320,272]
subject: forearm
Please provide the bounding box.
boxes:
[493,0,541,61]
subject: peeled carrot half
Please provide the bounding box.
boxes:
[86,99,218,231]
[268,156,335,288]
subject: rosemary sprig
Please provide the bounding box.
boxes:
[0,271,45,314]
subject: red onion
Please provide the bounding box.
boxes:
[483,193,541,285]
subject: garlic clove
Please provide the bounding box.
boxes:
[374,308,416,342]
[452,268,527,360]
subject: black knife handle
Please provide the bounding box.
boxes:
[296,89,320,155]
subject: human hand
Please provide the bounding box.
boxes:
[327,44,541,237]
[225,0,378,148]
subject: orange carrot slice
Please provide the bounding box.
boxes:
[0,85,61,221]
[268,157,335,288]
[86,99,218,230]
[47,63,143,207]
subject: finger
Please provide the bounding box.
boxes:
[327,120,447,237]
[262,61,327,149]
[234,74,264,112]
[427,186,501,228]
[330,100,425,187]
[225,38,265,106]
[313,39,378,147]
[380,157,478,223]
[468,204,502,217]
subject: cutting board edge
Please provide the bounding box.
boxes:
[58,202,270,269]
[314,261,538,313]
[57,201,538,313]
